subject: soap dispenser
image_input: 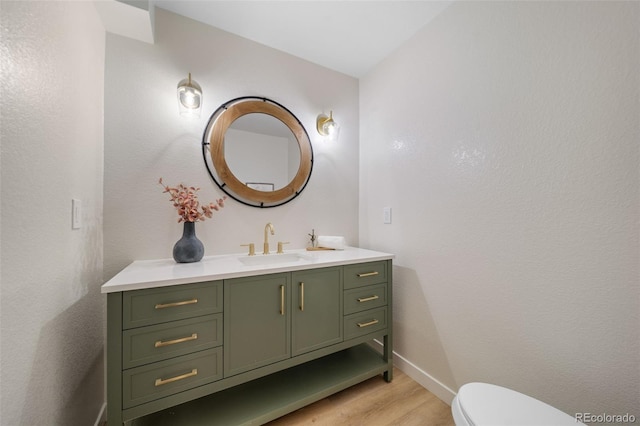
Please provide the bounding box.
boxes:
[308,229,317,248]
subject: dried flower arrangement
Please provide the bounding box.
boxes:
[159,178,226,223]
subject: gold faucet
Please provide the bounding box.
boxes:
[263,222,275,254]
[277,241,290,254]
[240,243,255,256]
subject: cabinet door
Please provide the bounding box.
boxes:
[224,273,290,377]
[291,267,343,356]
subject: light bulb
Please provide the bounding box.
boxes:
[177,73,202,117]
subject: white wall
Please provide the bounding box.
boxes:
[361,0,639,419]
[0,1,105,425]
[104,8,359,279]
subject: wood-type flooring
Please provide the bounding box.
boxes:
[266,368,455,426]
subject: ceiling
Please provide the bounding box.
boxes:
[152,1,452,77]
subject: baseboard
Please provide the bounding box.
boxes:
[373,339,457,405]
[94,402,106,426]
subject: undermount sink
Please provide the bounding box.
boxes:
[238,253,305,266]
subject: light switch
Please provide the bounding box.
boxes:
[383,207,392,224]
[72,199,82,229]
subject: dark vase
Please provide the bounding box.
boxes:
[173,221,204,263]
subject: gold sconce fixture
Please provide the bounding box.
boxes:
[316,111,340,140]
[177,72,202,117]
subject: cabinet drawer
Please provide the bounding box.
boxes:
[344,283,387,315]
[123,314,222,369]
[123,281,222,329]
[343,261,387,289]
[344,307,388,340]
[122,348,222,409]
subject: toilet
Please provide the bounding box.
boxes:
[452,382,584,426]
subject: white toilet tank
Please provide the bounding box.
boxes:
[452,382,584,426]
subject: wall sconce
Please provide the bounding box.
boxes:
[316,111,340,141]
[177,72,202,117]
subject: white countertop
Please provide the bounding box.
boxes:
[101,247,394,293]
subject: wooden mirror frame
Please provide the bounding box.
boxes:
[202,97,313,208]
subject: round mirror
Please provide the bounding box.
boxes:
[202,97,313,207]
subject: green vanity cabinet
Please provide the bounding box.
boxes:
[106,256,393,426]
[291,267,343,356]
[224,273,291,377]
[107,281,224,426]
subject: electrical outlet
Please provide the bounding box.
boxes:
[383,207,392,224]
[72,199,82,229]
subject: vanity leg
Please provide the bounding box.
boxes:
[383,259,393,383]
[383,333,393,382]
[107,292,124,426]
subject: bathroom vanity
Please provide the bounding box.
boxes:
[102,247,393,425]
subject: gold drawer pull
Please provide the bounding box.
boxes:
[154,369,198,387]
[155,298,198,309]
[357,319,379,328]
[300,282,305,312]
[280,285,285,315]
[357,295,379,303]
[154,333,198,348]
[357,271,379,278]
